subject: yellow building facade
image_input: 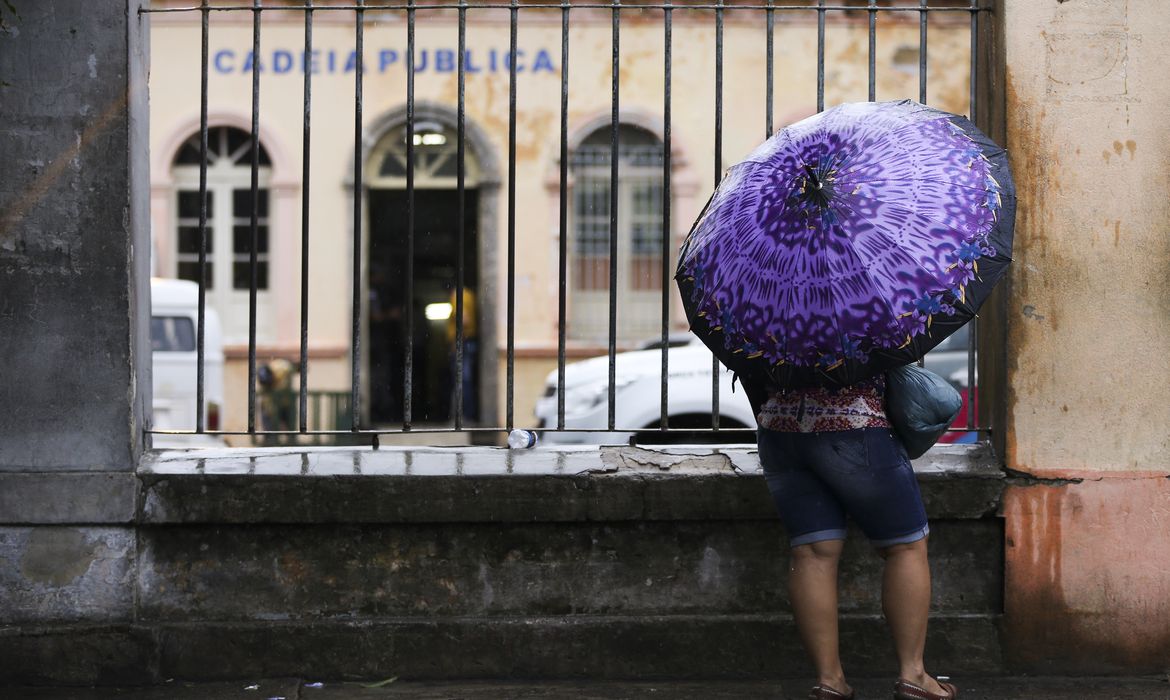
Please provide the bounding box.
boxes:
[148,0,975,437]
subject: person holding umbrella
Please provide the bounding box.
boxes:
[742,375,952,700]
[676,100,1014,700]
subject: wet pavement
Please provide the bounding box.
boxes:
[3,677,1168,700]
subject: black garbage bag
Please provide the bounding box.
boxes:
[885,364,963,459]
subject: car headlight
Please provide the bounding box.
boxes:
[560,378,640,419]
[562,384,607,418]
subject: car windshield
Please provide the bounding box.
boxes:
[152,316,196,352]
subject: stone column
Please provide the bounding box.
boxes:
[0,1,149,681]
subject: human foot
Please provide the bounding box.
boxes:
[893,674,957,699]
[808,682,854,700]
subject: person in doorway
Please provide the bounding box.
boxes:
[446,287,478,423]
[740,374,958,700]
[369,266,404,423]
[257,357,296,445]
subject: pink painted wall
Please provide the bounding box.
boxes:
[1003,481,1170,672]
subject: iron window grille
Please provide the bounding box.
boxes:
[142,0,993,445]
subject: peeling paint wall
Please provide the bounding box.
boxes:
[1002,0,1170,671]
[1004,479,1170,671]
[1004,0,1170,475]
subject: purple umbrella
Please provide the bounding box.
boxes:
[676,100,1015,389]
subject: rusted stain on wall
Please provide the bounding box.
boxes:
[1002,65,1062,475]
[1003,0,1170,476]
[1003,479,1170,672]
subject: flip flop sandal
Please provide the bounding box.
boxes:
[809,684,855,700]
[893,676,959,700]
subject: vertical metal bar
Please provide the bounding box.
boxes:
[967,317,977,429]
[816,0,825,113]
[607,0,620,432]
[868,0,876,101]
[967,0,978,428]
[660,0,672,430]
[298,0,313,433]
[556,0,569,430]
[247,0,262,434]
[404,0,415,430]
[712,0,723,430]
[919,0,928,104]
[196,1,209,433]
[454,0,467,430]
[765,0,774,138]
[350,0,364,432]
[506,0,518,432]
[969,0,978,122]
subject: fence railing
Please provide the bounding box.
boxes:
[143,0,991,447]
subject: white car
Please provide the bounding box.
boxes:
[533,336,756,445]
[533,330,978,445]
[150,278,227,448]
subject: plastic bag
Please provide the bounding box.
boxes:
[885,364,963,459]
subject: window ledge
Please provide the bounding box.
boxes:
[138,442,1003,525]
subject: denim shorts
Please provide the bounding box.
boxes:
[756,427,930,548]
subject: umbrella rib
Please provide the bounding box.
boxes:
[815,219,851,377]
[839,121,1005,247]
[846,176,1001,197]
[847,188,991,256]
[807,126,865,374]
[830,189,981,342]
[825,195,920,342]
[858,107,950,143]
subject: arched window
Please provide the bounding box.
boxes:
[171,126,273,343]
[569,124,666,342]
[367,120,482,189]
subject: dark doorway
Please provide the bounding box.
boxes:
[368,189,479,425]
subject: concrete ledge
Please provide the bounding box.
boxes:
[138,443,1002,524]
[0,614,1003,685]
[0,473,138,524]
[0,445,1001,526]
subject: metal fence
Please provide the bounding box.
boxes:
[143,0,991,446]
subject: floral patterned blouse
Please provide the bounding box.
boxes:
[756,375,890,433]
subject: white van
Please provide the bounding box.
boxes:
[150,278,226,447]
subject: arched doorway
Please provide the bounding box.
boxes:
[365,118,485,426]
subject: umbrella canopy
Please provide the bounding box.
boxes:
[675,99,1015,389]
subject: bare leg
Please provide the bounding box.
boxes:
[789,539,852,696]
[880,538,949,696]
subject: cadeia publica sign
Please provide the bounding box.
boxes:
[212,47,558,75]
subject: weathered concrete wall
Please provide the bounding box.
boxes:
[0,0,151,471]
[1001,0,1170,672]
[0,0,148,675]
[0,445,1006,685]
